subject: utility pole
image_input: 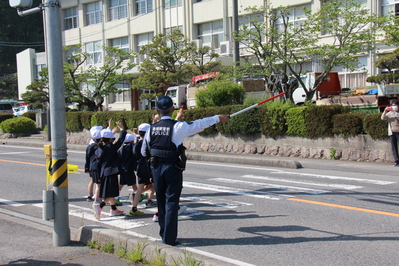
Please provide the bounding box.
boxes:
[9,0,70,246]
[232,0,240,81]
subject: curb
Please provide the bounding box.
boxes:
[187,152,302,169]
[74,225,233,266]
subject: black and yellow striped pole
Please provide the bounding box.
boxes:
[44,0,70,246]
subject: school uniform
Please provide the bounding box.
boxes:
[134,139,151,185]
[96,130,126,198]
[117,142,137,186]
[141,114,220,245]
[85,142,101,184]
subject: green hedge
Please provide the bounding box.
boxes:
[303,105,350,138]
[64,104,388,139]
[286,106,308,137]
[364,113,387,139]
[332,112,365,137]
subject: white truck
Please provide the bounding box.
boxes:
[292,72,341,105]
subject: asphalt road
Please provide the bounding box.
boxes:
[1,144,399,265]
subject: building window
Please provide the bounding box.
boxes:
[238,14,264,46]
[275,4,310,34]
[85,41,103,65]
[164,0,182,9]
[165,26,183,35]
[110,37,129,52]
[135,32,153,63]
[110,81,131,103]
[382,0,399,17]
[109,0,127,21]
[136,0,153,15]
[65,45,79,65]
[64,7,79,30]
[198,20,224,48]
[86,1,102,26]
[36,64,46,79]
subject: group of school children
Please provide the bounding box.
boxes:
[84,120,156,221]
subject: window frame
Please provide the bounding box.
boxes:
[86,1,103,26]
[64,6,79,30]
[109,0,128,21]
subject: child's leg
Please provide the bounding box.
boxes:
[87,177,94,197]
[133,184,145,208]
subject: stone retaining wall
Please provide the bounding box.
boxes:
[64,130,392,163]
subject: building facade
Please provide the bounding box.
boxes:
[16,0,399,109]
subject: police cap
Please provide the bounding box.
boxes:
[157,96,173,109]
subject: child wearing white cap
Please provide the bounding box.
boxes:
[93,121,126,220]
[130,123,157,216]
[84,125,102,201]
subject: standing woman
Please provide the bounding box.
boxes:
[94,121,126,219]
[381,99,399,166]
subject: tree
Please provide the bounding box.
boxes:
[22,68,49,109]
[195,80,245,108]
[25,45,136,111]
[65,45,136,111]
[235,0,385,102]
[0,73,18,99]
[0,0,44,75]
[131,29,221,96]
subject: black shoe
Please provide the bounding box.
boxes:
[165,241,181,246]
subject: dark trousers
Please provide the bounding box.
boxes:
[151,162,183,244]
[390,132,399,163]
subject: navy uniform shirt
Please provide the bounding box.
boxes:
[141,115,220,156]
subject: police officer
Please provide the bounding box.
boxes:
[141,96,230,246]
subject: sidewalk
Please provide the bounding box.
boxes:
[0,136,392,265]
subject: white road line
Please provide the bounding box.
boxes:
[183,181,291,199]
[188,161,394,185]
[123,231,256,266]
[272,171,395,185]
[241,175,362,190]
[0,198,25,206]
[0,152,30,155]
[32,203,152,229]
[212,178,331,194]
[181,196,253,208]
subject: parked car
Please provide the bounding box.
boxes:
[14,105,40,117]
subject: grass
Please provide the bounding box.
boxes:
[87,240,204,266]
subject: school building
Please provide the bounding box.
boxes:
[16,0,399,110]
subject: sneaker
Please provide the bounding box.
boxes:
[115,199,122,206]
[393,163,399,167]
[145,200,157,208]
[129,209,144,216]
[178,205,187,215]
[139,193,147,202]
[86,195,94,202]
[110,209,124,216]
[152,214,158,222]
[93,202,102,220]
[129,193,134,204]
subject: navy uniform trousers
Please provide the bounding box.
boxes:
[151,161,183,244]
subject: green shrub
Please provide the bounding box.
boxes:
[364,113,388,139]
[332,113,365,137]
[221,105,260,135]
[286,106,308,137]
[195,80,245,108]
[0,114,14,123]
[303,105,350,138]
[259,100,294,138]
[66,112,83,132]
[81,111,95,129]
[0,117,37,134]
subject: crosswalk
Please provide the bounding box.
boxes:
[0,170,394,230]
